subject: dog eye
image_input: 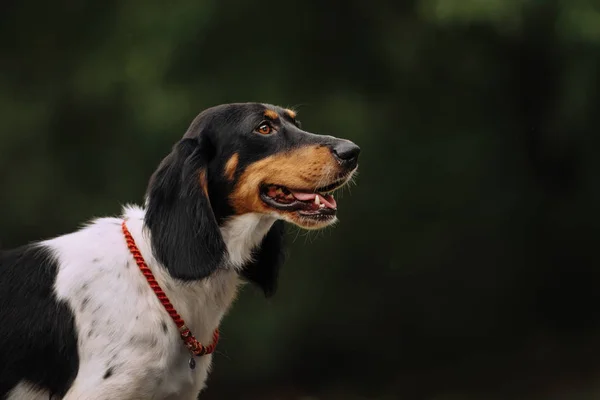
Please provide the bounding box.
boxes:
[256,123,273,135]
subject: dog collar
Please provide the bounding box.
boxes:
[121,220,219,369]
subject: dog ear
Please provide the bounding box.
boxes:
[241,220,286,297]
[145,137,226,281]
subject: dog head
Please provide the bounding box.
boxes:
[145,103,360,295]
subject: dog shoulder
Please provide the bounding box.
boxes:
[0,241,79,396]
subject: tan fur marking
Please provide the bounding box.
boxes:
[284,109,297,119]
[198,169,209,198]
[224,153,239,181]
[264,109,279,120]
[230,145,335,215]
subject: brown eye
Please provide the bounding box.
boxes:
[257,123,272,135]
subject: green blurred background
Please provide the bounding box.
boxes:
[1,0,600,399]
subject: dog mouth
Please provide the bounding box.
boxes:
[259,182,340,219]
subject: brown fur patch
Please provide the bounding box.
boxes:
[224,153,239,181]
[284,109,297,119]
[230,145,334,214]
[264,109,279,120]
[198,169,209,198]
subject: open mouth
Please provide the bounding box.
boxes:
[260,184,340,219]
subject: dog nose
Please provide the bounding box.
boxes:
[332,140,361,168]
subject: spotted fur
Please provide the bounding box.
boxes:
[0,103,360,399]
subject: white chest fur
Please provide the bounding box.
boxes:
[33,206,274,399]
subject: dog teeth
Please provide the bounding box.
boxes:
[314,196,320,205]
[319,204,325,208]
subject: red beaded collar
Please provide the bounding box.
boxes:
[122,221,219,368]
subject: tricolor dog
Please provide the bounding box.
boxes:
[0,102,360,399]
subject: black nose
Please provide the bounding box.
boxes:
[332,140,361,168]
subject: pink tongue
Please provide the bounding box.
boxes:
[290,190,337,209]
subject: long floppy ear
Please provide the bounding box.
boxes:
[144,137,226,281]
[242,220,286,297]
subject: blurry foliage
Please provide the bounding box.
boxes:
[1,0,600,398]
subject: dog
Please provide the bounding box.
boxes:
[0,102,360,399]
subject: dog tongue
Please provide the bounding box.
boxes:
[290,190,337,209]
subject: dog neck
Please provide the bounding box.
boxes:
[219,213,276,269]
[129,204,275,273]
[122,205,275,343]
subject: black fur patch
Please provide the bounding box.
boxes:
[145,138,227,281]
[0,245,79,397]
[103,367,113,379]
[242,220,286,297]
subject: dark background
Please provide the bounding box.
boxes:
[1,1,600,399]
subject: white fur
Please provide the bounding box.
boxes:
[221,213,276,268]
[9,205,273,400]
[6,382,49,400]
